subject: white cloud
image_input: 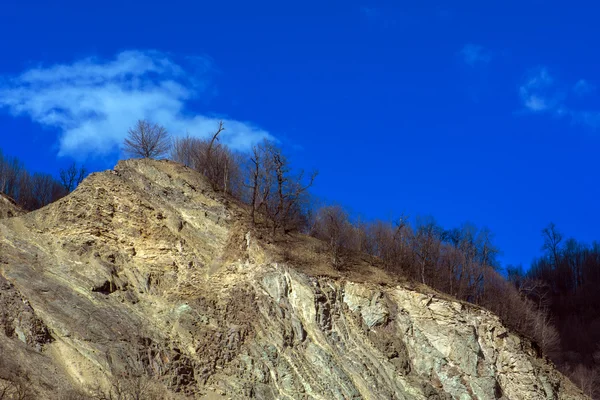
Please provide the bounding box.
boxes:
[573,79,594,96]
[0,50,273,159]
[519,67,557,112]
[460,44,491,66]
[522,94,551,112]
[518,67,600,129]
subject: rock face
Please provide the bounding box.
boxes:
[0,159,587,399]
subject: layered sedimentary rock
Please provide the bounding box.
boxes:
[0,159,587,399]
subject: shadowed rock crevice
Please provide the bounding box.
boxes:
[91,279,119,295]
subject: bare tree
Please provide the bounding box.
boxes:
[0,151,22,198]
[245,140,316,234]
[266,142,316,234]
[542,222,563,270]
[123,120,171,159]
[203,121,225,181]
[0,149,67,211]
[246,144,261,225]
[201,123,240,194]
[310,205,356,268]
[32,173,58,207]
[17,173,66,210]
[369,216,412,274]
[411,217,442,285]
[60,162,87,193]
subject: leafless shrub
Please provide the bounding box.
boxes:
[568,364,599,399]
[171,123,243,196]
[170,136,197,169]
[478,267,561,356]
[526,307,561,356]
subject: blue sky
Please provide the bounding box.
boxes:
[1,0,599,268]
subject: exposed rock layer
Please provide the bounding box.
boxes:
[0,159,587,399]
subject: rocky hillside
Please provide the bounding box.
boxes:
[0,159,588,399]
[0,192,24,218]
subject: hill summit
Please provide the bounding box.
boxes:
[0,159,587,399]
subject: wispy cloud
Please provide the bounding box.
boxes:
[0,50,273,159]
[518,67,600,129]
[459,44,491,66]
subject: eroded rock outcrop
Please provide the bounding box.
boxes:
[0,159,587,399]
